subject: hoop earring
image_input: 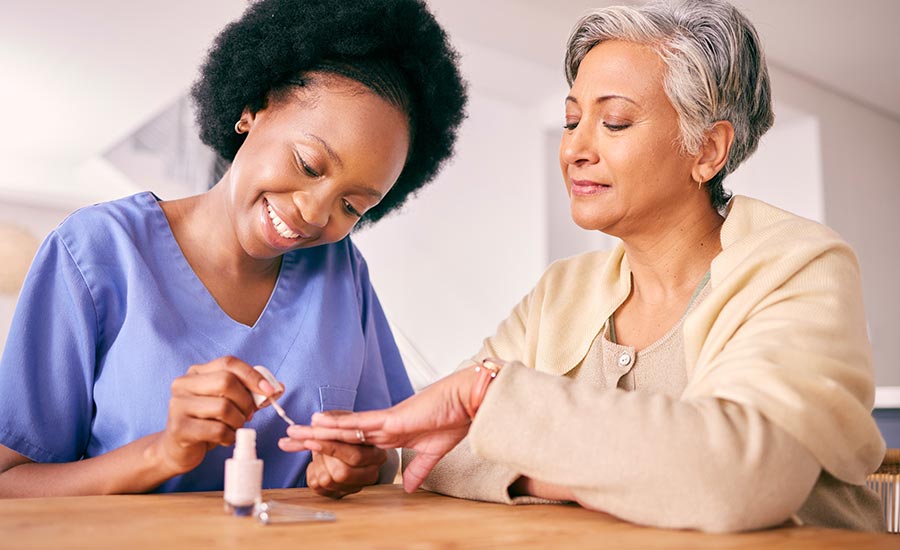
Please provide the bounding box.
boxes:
[234,120,244,134]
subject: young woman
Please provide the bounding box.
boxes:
[0,0,466,497]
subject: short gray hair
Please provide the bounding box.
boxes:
[565,0,773,209]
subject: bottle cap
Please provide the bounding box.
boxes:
[233,428,257,461]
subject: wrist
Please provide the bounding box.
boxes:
[144,433,189,481]
[465,359,501,419]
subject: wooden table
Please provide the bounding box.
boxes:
[0,484,894,549]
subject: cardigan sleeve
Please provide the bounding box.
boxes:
[467,363,823,533]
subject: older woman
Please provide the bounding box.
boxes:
[282,0,885,532]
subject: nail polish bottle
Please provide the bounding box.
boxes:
[224,428,263,516]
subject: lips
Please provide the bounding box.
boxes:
[264,200,306,240]
[570,178,611,196]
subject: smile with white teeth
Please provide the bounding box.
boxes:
[266,203,301,239]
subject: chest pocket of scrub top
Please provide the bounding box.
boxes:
[319,386,357,412]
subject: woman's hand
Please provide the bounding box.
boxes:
[303,438,388,499]
[279,365,489,493]
[152,356,278,476]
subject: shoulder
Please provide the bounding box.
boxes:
[722,196,846,250]
[54,192,160,253]
[715,196,854,280]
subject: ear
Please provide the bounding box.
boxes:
[235,107,260,134]
[692,120,734,184]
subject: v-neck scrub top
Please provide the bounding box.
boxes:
[0,192,413,493]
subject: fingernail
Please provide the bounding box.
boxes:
[258,379,276,395]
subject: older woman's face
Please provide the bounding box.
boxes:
[560,40,697,237]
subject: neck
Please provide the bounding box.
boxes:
[620,202,724,305]
[162,184,280,280]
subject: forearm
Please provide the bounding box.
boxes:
[0,433,181,497]
[469,363,821,532]
[410,439,542,504]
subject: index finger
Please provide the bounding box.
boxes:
[189,356,278,398]
[310,440,387,467]
[311,409,388,431]
[286,425,377,445]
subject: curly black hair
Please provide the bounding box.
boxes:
[191,0,467,226]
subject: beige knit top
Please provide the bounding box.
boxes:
[414,275,883,532]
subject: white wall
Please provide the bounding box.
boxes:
[763,66,900,387]
[353,39,555,384]
[726,105,824,223]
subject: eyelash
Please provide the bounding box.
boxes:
[604,122,630,131]
[562,121,631,132]
[297,154,320,178]
[342,199,363,218]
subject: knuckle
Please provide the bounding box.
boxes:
[214,399,231,418]
[212,423,231,442]
[318,472,334,490]
[170,377,186,394]
[345,447,364,465]
[332,463,351,482]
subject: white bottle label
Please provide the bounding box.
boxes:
[224,458,263,506]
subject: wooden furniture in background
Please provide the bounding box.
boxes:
[0,484,896,549]
[867,448,900,533]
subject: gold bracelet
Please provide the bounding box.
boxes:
[466,359,501,419]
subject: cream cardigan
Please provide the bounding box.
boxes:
[420,196,885,531]
[470,196,883,482]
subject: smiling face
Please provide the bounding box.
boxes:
[559,40,699,238]
[226,73,410,259]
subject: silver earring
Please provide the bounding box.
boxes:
[235,120,244,134]
[696,176,704,190]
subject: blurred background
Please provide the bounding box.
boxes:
[1,0,897,428]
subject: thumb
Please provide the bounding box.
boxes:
[402,453,442,493]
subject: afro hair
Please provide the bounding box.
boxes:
[191,0,467,226]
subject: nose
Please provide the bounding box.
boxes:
[291,190,329,228]
[559,123,599,167]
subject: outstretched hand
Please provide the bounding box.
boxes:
[280,366,483,492]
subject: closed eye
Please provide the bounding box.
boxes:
[342,199,363,218]
[603,122,630,131]
[295,152,320,177]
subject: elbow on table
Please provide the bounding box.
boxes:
[684,477,807,533]
[574,472,808,533]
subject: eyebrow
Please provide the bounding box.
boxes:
[353,185,384,201]
[304,132,343,169]
[565,94,639,107]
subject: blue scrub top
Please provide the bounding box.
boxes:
[0,192,413,492]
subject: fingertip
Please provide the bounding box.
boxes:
[286,424,303,438]
[258,379,276,395]
[402,477,419,493]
